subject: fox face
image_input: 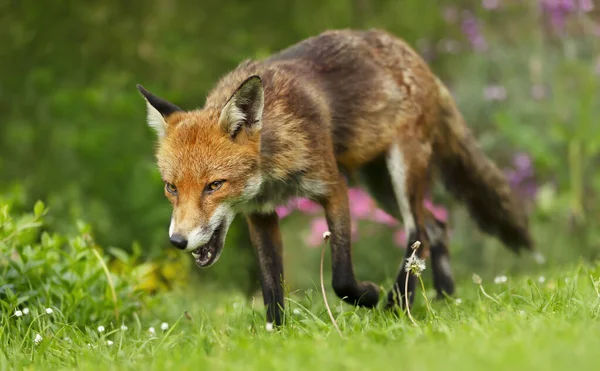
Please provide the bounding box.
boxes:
[138,77,265,267]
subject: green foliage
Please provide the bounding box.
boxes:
[0,188,144,330]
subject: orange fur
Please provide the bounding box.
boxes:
[138,29,534,325]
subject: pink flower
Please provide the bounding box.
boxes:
[295,198,321,214]
[307,217,329,247]
[370,208,399,227]
[424,199,448,223]
[347,188,374,220]
[275,205,292,219]
[306,216,358,247]
[393,230,407,248]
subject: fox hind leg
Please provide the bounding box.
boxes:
[382,141,432,309]
[424,209,455,298]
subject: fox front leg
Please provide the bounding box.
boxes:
[246,212,285,327]
[322,176,380,308]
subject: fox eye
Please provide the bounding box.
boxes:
[206,180,225,193]
[165,183,178,195]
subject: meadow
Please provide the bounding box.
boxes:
[1,0,599,369]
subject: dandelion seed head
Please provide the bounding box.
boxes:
[538,276,546,283]
[34,334,43,345]
[265,322,274,332]
[107,340,114,346]
[322,231,331,241]
[161,322,169,331]
[455,298,463,305]
[472,273,483,285]
[97,326,105,333]
[14,310,23,317]
[45,308,53,315]
[120,325,128,331]
[148,327,156,335]
[404,255,426,276]
[494,275,508,284]
[23,308,29,315]
[293,308,302,316]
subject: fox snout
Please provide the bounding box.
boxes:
[169,233,188,250]
[168,218,213,252]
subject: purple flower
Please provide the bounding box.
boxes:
[579,0,594,12]
[505,153,537,199]
[482,0,500,10]
[483,85,507,101]
[462,13,488,52]
[539,0,594,32]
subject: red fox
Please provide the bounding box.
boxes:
[138,29,538,327]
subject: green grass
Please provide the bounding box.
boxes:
[2,262,600,371]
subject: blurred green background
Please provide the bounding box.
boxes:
[1,0,598,296]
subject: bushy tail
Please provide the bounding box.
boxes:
[433,79,534,254]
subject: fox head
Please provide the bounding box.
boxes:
[137,76,265,267]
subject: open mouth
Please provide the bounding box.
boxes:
[191,224,223,268]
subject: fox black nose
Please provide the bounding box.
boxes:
[169,234,188,250]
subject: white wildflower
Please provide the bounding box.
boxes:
[404,255,426,276]
[265,322,274,332]
[292,308,302,316]
[23,307,30,315]
[107,340,114,346]
[455,298,463,305]
[161,322,169,331]
[538,276,546,283]
[34,334,43,345]
[120,325,128,331]
[14,310,23,317]
[45,307,53,315]
[148,327,156,335]
[97,325,105,333]
[64,337,71,343]
[494,275,508,284]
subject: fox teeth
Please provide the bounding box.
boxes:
[192,252,201,259]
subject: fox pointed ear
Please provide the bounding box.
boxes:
[219,75,264,138]
[137,84,183,138]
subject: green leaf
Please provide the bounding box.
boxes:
[33,200,45,217]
